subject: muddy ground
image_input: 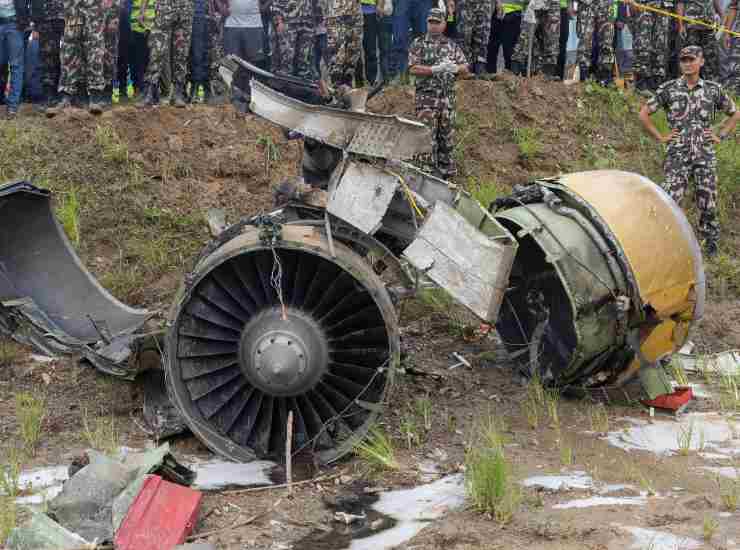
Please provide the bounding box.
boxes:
[1,76,739,549]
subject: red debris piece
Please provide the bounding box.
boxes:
[642,386,693,411]
[115,475,202,550]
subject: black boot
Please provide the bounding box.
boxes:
[88,93,105,114]
[202,82,211,104]
[510,61,526,76]
[172,84,187,108]
[705,240,718,259]
[46,92,72,117]
[579,64,590,82]
[541,64,560,81]
[137,83,159,107]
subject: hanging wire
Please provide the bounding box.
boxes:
[270,246,288,321]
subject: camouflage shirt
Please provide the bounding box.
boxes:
[272,0,320,20]
[647,77,737,162]
[31,0,64,20]
[409,33,467,98]
[323,0,360,18]
[677,0,715,26]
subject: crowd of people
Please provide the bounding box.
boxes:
[0,0,738,119]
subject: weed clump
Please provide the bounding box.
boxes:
[356,426,399,471]
[82,408,119,456]
[15,392,46,456]
[465,415,520,523]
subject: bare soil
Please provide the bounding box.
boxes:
[1,78,739,549]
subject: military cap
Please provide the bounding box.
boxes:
[679,45,703,59]
[427,7,445,21]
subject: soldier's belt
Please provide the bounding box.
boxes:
[629,1,740,37]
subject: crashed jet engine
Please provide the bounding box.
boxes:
[0,67,704,464]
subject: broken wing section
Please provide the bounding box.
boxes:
[0,181,152,376]
[250,80,432,160]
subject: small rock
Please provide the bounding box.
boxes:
[339,474,352,484]
[213,508,222,516]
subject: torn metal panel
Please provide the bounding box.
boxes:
[250,80,432,160]
[403,201,517,322]
[0,181,151,342]
[327,162,400,234]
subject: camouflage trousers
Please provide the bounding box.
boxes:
[456,0,493,65]
[273,17,315,80]
[416,92,457,178]
[145,0,194,88]
[576,0,615,72]
[512,7,561,69]
[208,14,225,84]
[632,6,670,79]
[104,2,120,87]
[725,36,740,94]
[681,28,718,82]
[325,14,363,88]
[663,156,720,244]
[37,18,64,92]
[59,2,106,94]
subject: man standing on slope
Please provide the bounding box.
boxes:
[409,7,469,179]
[639,45,739,258]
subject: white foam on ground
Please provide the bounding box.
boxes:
[9,465,69,506]
[521,472,593,491]
[617,525,702,550]
[348,474,466,550]
[190,459,277,490]
[553,496,647,509]
[606,413,739,457]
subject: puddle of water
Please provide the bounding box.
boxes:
[553,496,647,509]
[702,466,738,479]
[189,459,278,490]
[616,525,701,550]
[606,413,739,457]
[598,484,635,494]
[295,474,466,550]
[521,472,593,491]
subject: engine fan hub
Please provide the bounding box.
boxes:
[239,308,327,397]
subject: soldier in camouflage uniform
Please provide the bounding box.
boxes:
[206,0,227,102]
[630,0,673,90]
[722,0,739,93]
[455,0,494,74]
[138,0,194,107]
[409,8,469,178]
[511,0,561,77]
[31,0,65,111]
[677,0,720,81]
[577,0,617,82]
[272,0,319,79]
[55,0,108,113]
[639,46,739,257]
[103,0,120,103]
[324,0,362,92]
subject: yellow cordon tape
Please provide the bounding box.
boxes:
[628,1,740,37]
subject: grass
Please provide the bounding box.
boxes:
[399,414,422,449]
[468,176,506,209]
[668,359,689,387]
[82,408,119,456]
[587,403,610,434]
[513,126,541,159]
[256,134,281,177]
[702,514,719,541]
[622,458,656,496]
[15,393,46,456]
[415,287,475,338]
[545,389,560,429]
[465,414,520,523]
[95,124,129,164]
[0,447,23,498]
[413,397,433,432]
[56,187,81,248]
[0,495,15,545]
[356,426,399,471]
[719,374,740,413]
[716,473,739,512]
[559,437,574,466]
[677,420,695,456]
[0,340,21,367]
